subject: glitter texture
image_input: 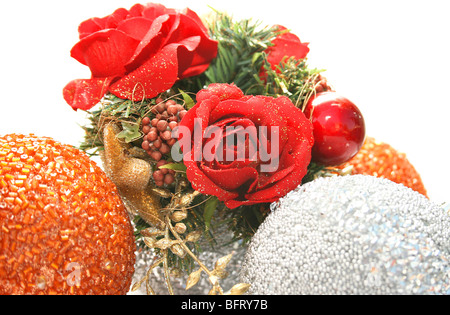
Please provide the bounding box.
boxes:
[340,137,427,197]
[240,175,450,295]
[102,123,163,227]
[0,134,136,295]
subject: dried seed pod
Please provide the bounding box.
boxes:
[176,177,190,193]
[170,243,186,258]
[171,211,187,222]
[150,187,173,198]
[170,268,184,278]
[185,230,202,243]
[174,223,187,234]
[143,237,156,249]
[141,227,165,238]
[186,268,202,291]
[228,283,251,295]
[211,269,229,280]
[215,253,234,271]
[176,190,201,208]
[154,238,176,250]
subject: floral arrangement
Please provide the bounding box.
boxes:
[61,3,428,295]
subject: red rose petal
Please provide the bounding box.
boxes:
[183,8,209,34]
[117,17,154,41]
[225,198,277,209]
[109,44,179,101]
[127,3,145,17]
[200,164,258,192]
[184,160,239,201]
[255,149,296,190]
[71,29,140,77]
[163,12,217,79]
[124,14,171,72]
[209,97,286,136]
[196,83,244,103]
[266,25,310,70]
[63,77,112,111]
[78,18,104,39]
[173,36,202,76]
[78,8,129,39]
[274,95,314,149]
[162,14,204,51]
[179,38,218,79]
[105,8,129,29]
[150,13,211,78]
[245,138,312,202]
[142,3,176,19]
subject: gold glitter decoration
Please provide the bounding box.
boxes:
[101,123,163,226]
[340,137,427,197]
[102,123,152,191]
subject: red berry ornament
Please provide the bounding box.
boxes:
[304,92,365,166]
[141,98,185,163]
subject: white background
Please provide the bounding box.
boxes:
[0,0,449,203]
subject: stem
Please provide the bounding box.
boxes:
[162,249,174,295]
[132,257,163,293]
[162,221,175,295]
[166,217,221,291]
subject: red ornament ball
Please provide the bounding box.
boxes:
[304,92,366,166]
[0,134,136,295]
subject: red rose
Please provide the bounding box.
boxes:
[63,3,218,111]
[265,25,310,71]
[177,83,314,209]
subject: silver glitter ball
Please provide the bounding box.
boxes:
[240,175,450,295]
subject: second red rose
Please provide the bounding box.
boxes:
[177,83,314,209]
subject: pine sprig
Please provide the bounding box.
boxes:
[177,12,279,94]
[206,13,277,92]
[262,58,325,108]
[178,12,326,113]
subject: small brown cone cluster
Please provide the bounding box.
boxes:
[141,98,187,162]
[313,74,333,93]
[340,137,428,197]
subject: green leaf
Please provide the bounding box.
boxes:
[116,119,142,143]
[179,90,195,109]
[203,196,219,231]
[158,162,187,172]
[110,101,131,116]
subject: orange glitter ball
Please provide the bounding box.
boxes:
[0,134,136,295]
[340,137,427,197]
